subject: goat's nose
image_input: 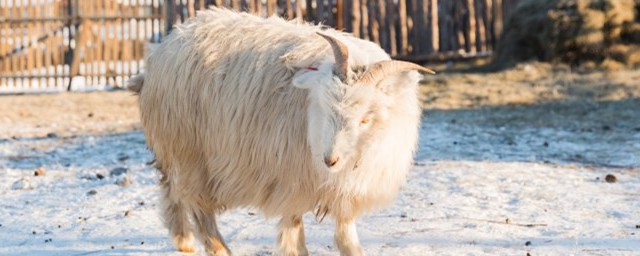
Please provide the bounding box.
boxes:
[324,156,339,167]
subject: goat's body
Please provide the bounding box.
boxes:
[135,8,421,255]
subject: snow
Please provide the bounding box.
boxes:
[0,116,638,255]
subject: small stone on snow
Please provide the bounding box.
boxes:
[11,177,31,190]
[34,168,46,176]
[110,167,129,177]
[115,175,132,187]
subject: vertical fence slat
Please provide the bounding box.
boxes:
[476,0,484,52]
[78,0,85,86]
[493,0,503,48]
[54,0,60,88]
[16,0,21,87]
[123,0,131,86]
[285,0,292,19]
[100,0,106,85]
[188,0,195,16]
[248,0,255,13]
[385,0,397,56]
[370,0,379,45]
[12,0,18,87]
[13,0,18,88]
[327,0,335,26]
[361,0,369,40]
[468,0,476,53]
[89,0,99,84]
[1,1,5,86]
[399,0,408,55]
[414,0,425,54]
[267,0,275,16]
[317,0,324,23]
[94,0,101,84]
[305,0,313,21]
[20,0,27,88]
[43,1,51,88]
[34,0,42,87]
[1,1,7,86]
[407,0,415,54]
[26,0,33,88]
[256,0,263,17]
[165,0,175,34]
[335,0,343,30]
[377,0,387,52]
[132,1,138,79]
[352,0,360,37]
[295,0,302,22]
[107,1,118,85]
[431,0,438,52]
[484,0,492,50]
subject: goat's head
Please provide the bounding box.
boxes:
[292,32,435,173]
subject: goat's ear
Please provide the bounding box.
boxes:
[375,71,422,96]
[292,64,334,89]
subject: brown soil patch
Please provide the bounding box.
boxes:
[420,62,640,109]
[0,91,140,139]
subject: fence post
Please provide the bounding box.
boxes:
[66,0,79,91]
[165,0,176,34]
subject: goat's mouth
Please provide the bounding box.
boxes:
[321,156,359,174]
[323,161,343,173]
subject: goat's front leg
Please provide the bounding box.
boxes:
[277,215,308,256]
[335,218,364,256]
[192,206,230,256]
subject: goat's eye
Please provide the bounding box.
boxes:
[360,117,371,125]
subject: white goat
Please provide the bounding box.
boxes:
[129,7,433,256]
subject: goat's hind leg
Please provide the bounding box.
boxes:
[160,176,196,253]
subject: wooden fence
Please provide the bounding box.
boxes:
[1,0,519,93]
[0,0,163,93]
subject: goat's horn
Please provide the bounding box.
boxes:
[316,32,349,81]
[358,60,436,85]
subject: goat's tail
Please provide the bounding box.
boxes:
[127,73,145,94]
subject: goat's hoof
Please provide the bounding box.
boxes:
[174,234,196,253]
[205,249,230,256]
[179,246,197,253]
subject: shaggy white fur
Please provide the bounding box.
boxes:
[130,7,424,256]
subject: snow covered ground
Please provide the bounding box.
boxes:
[1,106,639,255]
